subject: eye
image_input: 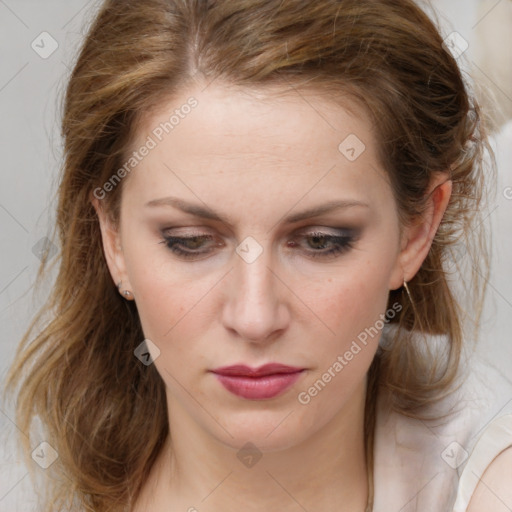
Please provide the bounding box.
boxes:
[160,229,358,261]
[288,230,357,259]
[159,234,219,260]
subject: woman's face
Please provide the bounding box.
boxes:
[101,82,413,451]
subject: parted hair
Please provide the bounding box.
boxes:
[4,1,493,510]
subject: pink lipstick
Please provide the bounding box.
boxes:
[211,363,305,400]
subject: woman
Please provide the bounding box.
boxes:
[4,0,512,510]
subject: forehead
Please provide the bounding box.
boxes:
[136,81,375,159]
[122,82,391,219]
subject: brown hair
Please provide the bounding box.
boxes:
[4,0,494,510]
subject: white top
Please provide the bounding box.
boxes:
[452,413,512,511]
[373,396,512,511]
[372,327,512,511]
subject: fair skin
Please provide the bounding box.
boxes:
[94,80,451,511]
[467,446,512,511]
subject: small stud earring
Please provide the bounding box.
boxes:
[122,289,134,299]
[117,281,134,300]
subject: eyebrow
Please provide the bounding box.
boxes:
[144,196,369,225]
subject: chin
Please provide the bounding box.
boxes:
[210,410,309,453]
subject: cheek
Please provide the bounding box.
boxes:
[300,259,393,376]
[295,273,390,416]
[122,240,204,348]
[128,269,214,386]
[312,260,394,338]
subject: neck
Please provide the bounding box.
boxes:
[134,381,369,512]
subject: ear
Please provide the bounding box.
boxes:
[388,174,452,290]
[91,196,132,292]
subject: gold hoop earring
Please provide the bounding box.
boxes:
[403,280,413,304]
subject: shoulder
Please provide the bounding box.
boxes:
[452,412,512,512]
[466,446,512,511]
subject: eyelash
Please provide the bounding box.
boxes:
[159,230,357,260]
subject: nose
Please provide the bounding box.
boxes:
[221,244,290,344]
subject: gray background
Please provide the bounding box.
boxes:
[0,1,511,509]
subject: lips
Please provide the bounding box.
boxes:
[212,363,304,377]
[210,363,305,400]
